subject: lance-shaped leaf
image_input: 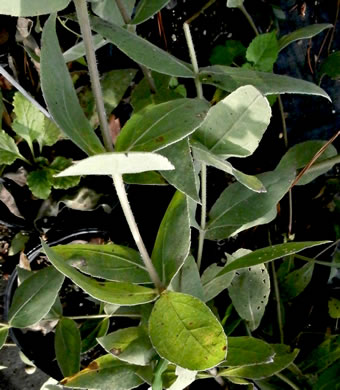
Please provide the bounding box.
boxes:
[194,85,271,158]
[132,0,171,25]
[55,318,81,377]
[116,99,209,152]
[199,65,331,100]
[60,354,144,389]
[278,24,333,51]
[219,344,299,379]
[63,34,108,63]
[0,129,26,165]
[98,326,155,366]
[149,291,227,370]
[41,14,105,156]
[0,0,70,16]
[81,318,110,353]
[90,16,194,78]
[8,266,64,328]
[53,243,151,284]
[281,262,315,301]
[152,191,190,286]
[42,241,157,305]
[55,152,174,177]
[92,0,135,25]
[0,327,9,350]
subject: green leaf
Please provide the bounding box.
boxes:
[90,16,194,78]
[159,139,200,202]
[27,169,52,199]
[55,152,174,177]
[132,0,170,24]
[80,318,110,353]
[116,99,209,152]
[217,241,329,275]
[45,296,63,320]
[8,232,29,256]
[210,40,246,66]
[64,34,107,63]
[123,171,167,185]
[246,31,279,72]
[92,0,135,25]
[36,117,62,152]
[219,344,299,379]
[152,191,190,286]
[152,359,169,390]
[149,291,227,370]
[8,266,64,328]
[170,255,205,301]
[55,318,81,377]
[60,354,144,389]
[194,85,271,158]
[50,156,81,190]
[98,326,155,366]
[199,65,331,100]
[328,297,340,319]
[313,361,340,390]
[221,337,275,367]
[227,0,244,7]
[0,129,26,165]
[320,51,340,80]
[0,327,8,350]
[0,0,70,16]
[53,243,151,283]
[42,241,157,305]
[280,262,314,301]
[278,24,333,51]
[41,14,105,156]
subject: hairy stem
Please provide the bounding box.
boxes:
[197,163,207,270]
[271,261,284,343]
[74,0,113,152]
[112,174,164,292]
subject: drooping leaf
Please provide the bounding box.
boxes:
[246,31,279,72]
[152,191,190,286]
[27,169,52,199]
[328,297,340,319]
[228,263,270,331]
[81,318,110,353]
[55,318,81,377]
[0,0,70,16]
[42,241,158,305]
[98,326,155,366]
[279,24,333,51]
[199,65,331,100]
[226,0,244,7]
[280,262,315,301]
[320,51,340,80]
[53,243,151,284]
[60,354,144,389]
[41,14,105,156]
[0,327,8,350]
[90,16,194,78]
[116,99,209,152]
[8,266,64,328]
[210,40,246,66]
[92,0,135,25]
[149,291,227,370]
[55,152,174,177]
[219,344,299,379]
[0,130,26,165]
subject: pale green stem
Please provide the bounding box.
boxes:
[74,0,113,152]
[239,4,259,36]
[271,261,284,343]
[63,313,141,320]
[315,238,340,259]
[295,254,340,267]
[0,323,9,328]
[275,372,301,390]
[3,343,16,347]
[112,174,164,292]
[197,163,207,270]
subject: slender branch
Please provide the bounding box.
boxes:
[3,343,16,347]
[271,261,284,343]
[185,0,217,25]
[275,372,301,390]
[294,254,340,267]
[0,323,9,328]
[64,313,141,320]
[73,0,113,152]
[116,0,132,23]
[112,174,164,292]
[239,4,259,36]
[315,238,340,259]
[197,163,207,270]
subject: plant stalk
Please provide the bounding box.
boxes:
[239,4,259,36]
[271,261,284,343]
[73,0,113,152]
[64,314,141,320]
[197,163,207,270]
[112,174,164,292]
[275,372,301,390]
[0,323,9,328]
[295,254,340,267]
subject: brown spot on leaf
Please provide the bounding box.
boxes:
[60,379,68,385]
[110,348,122,356]
[156,136,164,142]
[88,361,99,370]
[223,345,227,351]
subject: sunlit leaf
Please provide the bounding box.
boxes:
[0,130,26,165]
[0,0,70,16]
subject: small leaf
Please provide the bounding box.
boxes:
[0,129,26,165]
[0,0,70,16]
[41,14,105,156]
[0,327,9,350]
[279,24,333,51]
[246,31,279,72]
[227,0,244,7]
[8,232,29,256]
[55,318,81,377]
[60,354,144,389]
[116,99,209,152]
[92,0,135,25]
[8,266,64,328]
[55,152,174,177]
[199,65,331,100]
[320,51,340,80]
[132,0,171,24]
[53,243,151,283]
[98,326,155,366]
[210,40,246,66]
[27,169,52,199]
[328,297,340,319]
[312,361,340,390]
[80,318,110,353]
[50,156,81,190]
[152,191,190,286]
[280,262,314,301]
[36,117,62,151]
[42,241,157,305]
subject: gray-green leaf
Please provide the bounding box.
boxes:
[92,0,135,25]
[132,0,171,25]
[246,31,279,72]
[0,130,25,165]
[227,0,244,7]
[0,0,70,16]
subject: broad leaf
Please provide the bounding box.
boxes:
[149,291,227,370]
[219,344,299,379]
[0,129,25,165]
[55,152,174,177]
[50,156,81,190]
[246,31,279,72]
[320,51,340,80]
[37,117,61,151]
[60,354,144,389]
[64,34,108,63]
[194,85,271,158]
[116,99,209,152]
[90,16,194,78]
[81,318,110,353]
[42,241,157,305]
[227,0,244,7]
[199,65,331,100]
[132,0,170,25]
[92,0,135,25]
[280,262,314,301]
[228,263,270,331]
[53,243,151,283]
[27,169,52,199]
[41,14,105,156]
[0,0,70,16]
[279,24,333,51]
[0,327,8,350]
[152,191,190,286]
[221,337,275,367]
[98,327,155,366]
[55,318,81,377]
[8,266,64,328]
